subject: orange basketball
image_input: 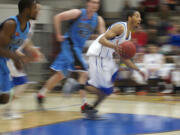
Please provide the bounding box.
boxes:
[119,41,136,59]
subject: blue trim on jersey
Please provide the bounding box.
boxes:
[96,57,98,67]
[106,49,109,58]
[99,46,103,57]
[12,76,28,86]
[98,22,127,57]
[101,58,103,69]
[109,22,126,41]
[111,70,119,82]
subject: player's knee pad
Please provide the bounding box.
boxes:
[0,94,10,104]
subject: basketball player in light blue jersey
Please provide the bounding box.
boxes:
[76,10,145,119]
[37,0,106,112]
[7,3,41,103]
[0,0,40,119]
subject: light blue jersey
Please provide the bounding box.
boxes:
[0,16,30,93]
[51,8,98,74]
[68,8,98,48]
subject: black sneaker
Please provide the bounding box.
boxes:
[36,94,45,111]
[81,103,98,113]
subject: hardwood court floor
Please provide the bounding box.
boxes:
[1,92,180,135]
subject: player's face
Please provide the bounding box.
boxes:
[131,11,141,28]
[29,3,41,20]
[87,0,100,13]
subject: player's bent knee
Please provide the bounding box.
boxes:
[0,94,10,104]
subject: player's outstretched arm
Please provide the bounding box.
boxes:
[122,58,145,79]
[121,58,139,71]
[54,9,82,42]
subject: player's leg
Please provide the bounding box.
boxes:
[0,72,21,119]
[0,72,13,105]
[83,56,118,113]
[85,85,107,108]
[62,45,90,112]
[78,72,90,112]
[37,71,65,109]
[36,49,69,109]
[7,59,29,98]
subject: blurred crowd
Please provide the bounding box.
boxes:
[114,0,180,95]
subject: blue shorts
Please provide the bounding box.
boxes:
[12,76,28,86]
[86,82,113,95]
[50,38,88,76]
[0,72,13,93]
[0,57,13,93]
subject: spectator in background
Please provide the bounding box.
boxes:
[132,26,148,49]
[146,18,158,43]
[166,0,177,10]
[157,4,171,36]
[168,23,180,47]
[132,47,147,95]
[143,0,159,12]
[171,50,180,93]
[137,1,147,26]
[143,44,165,92]
[121,0,134,20]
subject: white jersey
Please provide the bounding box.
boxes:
[87,22,131,58]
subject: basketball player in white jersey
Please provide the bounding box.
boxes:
[76,10,145,116]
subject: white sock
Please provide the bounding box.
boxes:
[38,87,48,96]
[82,97,87,105]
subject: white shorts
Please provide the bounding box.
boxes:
[7,59,26,77]
[7,59,27,86]
[87,56,118,95]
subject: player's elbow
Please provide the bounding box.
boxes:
[54,14,62,22]
[99,36,106,45]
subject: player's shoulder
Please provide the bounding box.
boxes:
[97,16,103,20]
[110,22,126,32]
[66,8,82,16]
[1,19,16,31]
[97,16,104,23]
[112,22,126,28]
[76,8,84,14]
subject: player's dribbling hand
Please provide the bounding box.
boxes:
[31,47,45,62]
[138,70,146,80]
[16,50,33,63]
[114,45,122,56]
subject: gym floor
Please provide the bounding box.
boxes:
[1,92,180,135]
